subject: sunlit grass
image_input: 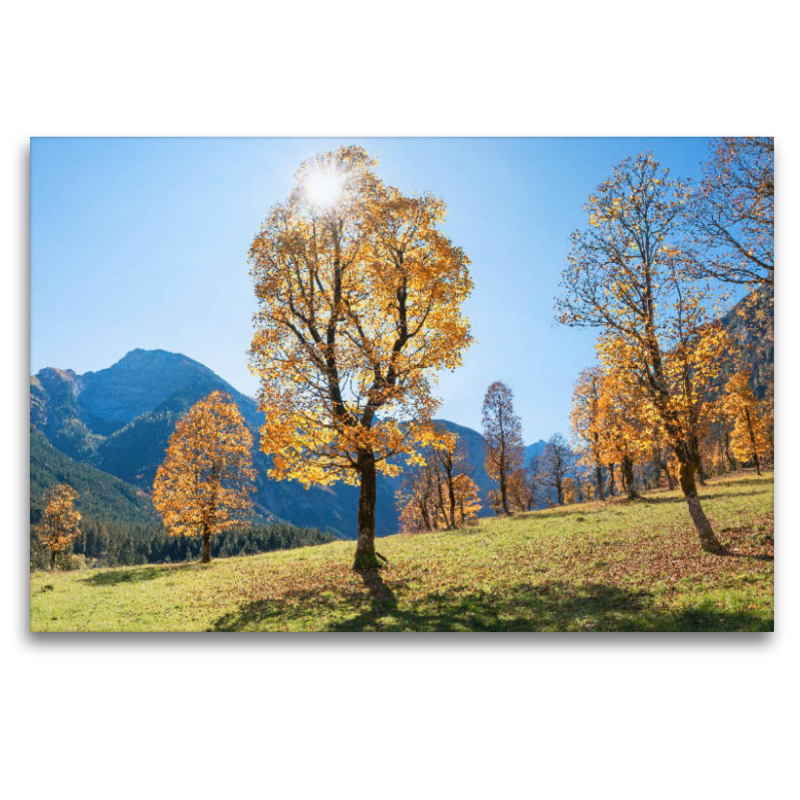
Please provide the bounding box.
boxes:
[30,471,773,632]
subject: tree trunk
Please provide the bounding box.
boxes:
[622,455,639,499]
[724,430,737,471]
[447,478,457,529]
[595,464,605,501]
[435,476,449,528]
[419,502,432,532]
[677,457,724,553]
[201,525,211,563]
[744,407,762,475]
[499,472,510,515]
[608,463,616,496]
[353,450,381,570]
[50,548,57,571]
[664,461,675,491]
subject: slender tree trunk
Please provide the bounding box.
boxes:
[697,458,707,487]
[201,524,211,563]
[419,502,432,532]
[500,472,510,515]
[723,430,737,471]
[354,450,381,570]
[664,462,675,491]
[744,407,762,475]
[50,548,57,571]
[608,463,616,496]
[595,464,605,501]
[622,455,639,499]
[677,457,725,553]
[447,476,457,529]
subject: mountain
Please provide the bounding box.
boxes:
[721,286,774,399]
[30,426,158,526]
[525,439,548,464]
[30,349,546,537]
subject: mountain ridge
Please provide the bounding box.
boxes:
[32,348,532,537]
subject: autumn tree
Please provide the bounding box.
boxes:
[690,137,774,287]
[430,425,475,529]
[570,367,606,501]
[593,364,659,500]
[525,454,543,510]
[506,468,531,513]
[541,433,574,505]
[722,370,771,475]
[482,381,525,515]
[395,456,481,532]
[249,146,473,570]
[39,484,81,570]
[449,474,481,527]
[395,463,438,532]
[153,391,255,564]
[557,153,734,552]
[562,476,576,505]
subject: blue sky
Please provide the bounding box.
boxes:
[30,137,715,442]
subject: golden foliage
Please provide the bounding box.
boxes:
[249,146,473,490]
[152,392,255,550]
[557,153,736,551]
[39,484,81,567]
[722,370,771,467]
[395,431,481,532]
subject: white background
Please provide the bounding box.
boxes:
[3,2,796,799]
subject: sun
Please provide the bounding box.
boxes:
[304,168,346,209]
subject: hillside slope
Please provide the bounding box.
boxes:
[31,472,773,632]
[30,427,157,526]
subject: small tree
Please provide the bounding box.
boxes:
[525,454,543,510]
[570,367,606,501]
[395,458,480,532]
[562,477,577,505]
[430,426,474,529]
[39,484,81,571]
[482,381,525,515]
[153,391,255,563]
[722,370,771,475]
[541,434,574,505]
[506,468,531,513]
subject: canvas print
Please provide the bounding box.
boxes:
[29,137,774,632]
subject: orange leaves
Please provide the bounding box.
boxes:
[39,484,81,561]
[395,433,481,533]
[248,145,473,489]
[722,369,772,464]
[152,392,255,540]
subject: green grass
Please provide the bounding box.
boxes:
[30,471,774,632]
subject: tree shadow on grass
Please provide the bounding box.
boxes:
[638,489,770,505]
[81,564,196,587]
[210,574,770,632]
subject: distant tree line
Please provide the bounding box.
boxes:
[30,517,335,571]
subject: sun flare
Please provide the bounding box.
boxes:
[304,168,345,209]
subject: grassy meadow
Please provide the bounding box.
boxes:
[30,471,774,632]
